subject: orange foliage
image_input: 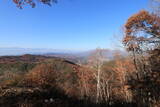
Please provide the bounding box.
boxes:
[111,56,135,102]
[123,10,160,106]
[23,63,56,87]
[123,10,160,52]
[76,66,96,99]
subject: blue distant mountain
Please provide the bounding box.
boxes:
[0,48,76,56]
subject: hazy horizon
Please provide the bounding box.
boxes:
[0,47,126,56]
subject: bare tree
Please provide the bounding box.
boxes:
[87,48,106,103]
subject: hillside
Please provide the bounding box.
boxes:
[0,54,57,63]
[0,54,92,107]
[0,53,146,107]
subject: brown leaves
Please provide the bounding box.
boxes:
[123,10,160,52]
[123,10,160,105]
[24,63,56,87]
[128,10,160,37]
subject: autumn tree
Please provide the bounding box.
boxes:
[76,66,96,101]
[23,63,57,88]
[111,52,134,103]
[123,10,160,106]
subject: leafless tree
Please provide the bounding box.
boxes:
[88,48,107,103]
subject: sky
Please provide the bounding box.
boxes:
[0,0,148,51]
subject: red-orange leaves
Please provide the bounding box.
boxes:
[123,10,160,52]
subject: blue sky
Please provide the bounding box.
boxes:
[0,0,148,51]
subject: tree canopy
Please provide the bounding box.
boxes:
[123,10,160,105]
[123,10,160,53]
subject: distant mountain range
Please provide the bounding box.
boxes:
[45,49,128,63]
[0,48,77,56]
[0,48,128,63]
